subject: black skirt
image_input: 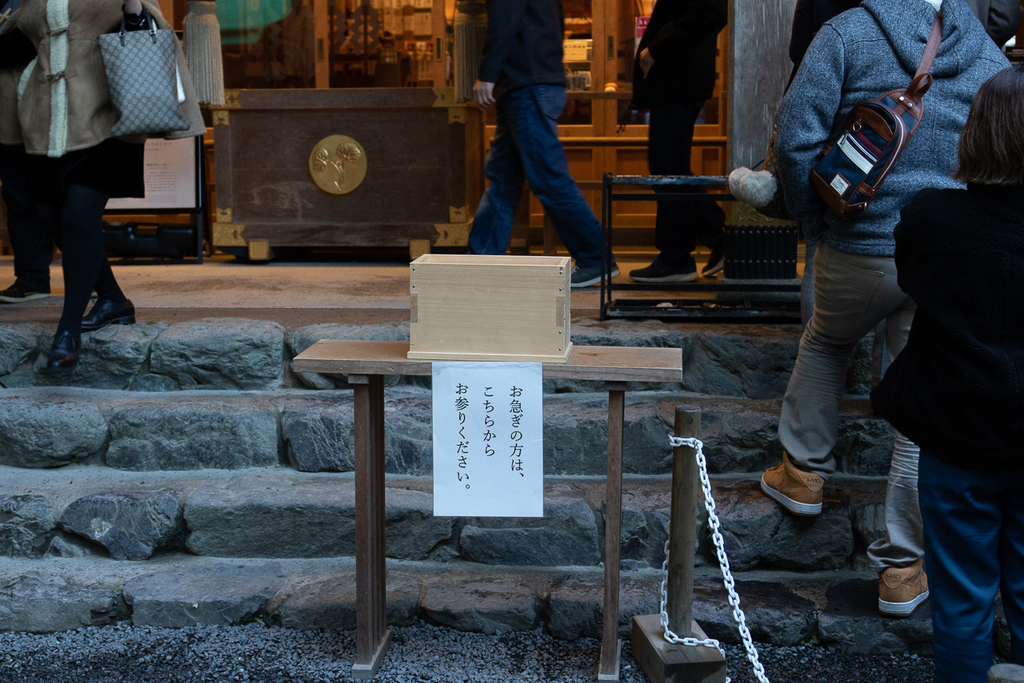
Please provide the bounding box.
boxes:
[30,138,145,202]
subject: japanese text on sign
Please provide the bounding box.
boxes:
[432,362,543,517]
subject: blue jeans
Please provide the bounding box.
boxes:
[468,85,602,268]
[919,450,1024,683]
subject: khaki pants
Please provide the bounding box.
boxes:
[778,243,921,571]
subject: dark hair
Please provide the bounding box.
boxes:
[954,65,1024,186]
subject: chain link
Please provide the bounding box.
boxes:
[664,435,770,683]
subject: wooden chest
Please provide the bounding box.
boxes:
[408,255,572,363]
[211,88,483,260]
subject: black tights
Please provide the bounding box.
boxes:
[38,184,126,336]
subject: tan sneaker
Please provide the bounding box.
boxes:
[760,451,824,516]
[878,559,929,617]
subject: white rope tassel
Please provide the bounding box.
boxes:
[454,0,487,103]
[183,0,225,106]
[665,435,770,683]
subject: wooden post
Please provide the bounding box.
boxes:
[630,405,726,683]
[667,406,699,636]
[990,663,1024,683]
[598,381,627,681]
[350,374,392,680]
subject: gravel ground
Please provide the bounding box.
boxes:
[0,622,936,683]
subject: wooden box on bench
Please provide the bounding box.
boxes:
[407,254,572,363]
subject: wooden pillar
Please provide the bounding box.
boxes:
[350,374,391,680]
[727,0,798,170]
[630,405,727,683]
[667,406,700,636]
[598,381,627,681]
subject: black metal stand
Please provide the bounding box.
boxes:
[600,174,801,321]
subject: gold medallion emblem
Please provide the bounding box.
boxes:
[309,135,367,195]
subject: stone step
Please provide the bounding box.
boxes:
[0,554,944,656]
[1,467,887,572]
[0,318,874,398]
[0,388,895,476]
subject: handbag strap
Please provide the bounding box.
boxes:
[117,5,157,45]
[906,13,943,100]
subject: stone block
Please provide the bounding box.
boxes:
[0,495,56,558]
[104,396,280,470]
[691,577,816,645]
[711,482,854,571]
[684,326,799,399]
[184,478,453,560]
[421,578,541,634]
[0,397,107,468]
[620,490,671,569]
[544,400,672,476]
[268,573,419,630]
[59,489,185,560]
[459,488,600,566]
[287,322,409,390]
[0,575,127,633]
[151,318,285,390]
[123,567,286,628]
[277,396,355,472]
[548,573,661,640]
[29,324,166,390]
[817,578,933,654]
[0,323,44,378]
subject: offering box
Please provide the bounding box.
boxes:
[408,254,572,363]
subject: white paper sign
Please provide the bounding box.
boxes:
[106,138,197,211]
[432,362,544,518]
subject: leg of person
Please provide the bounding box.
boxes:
[869,296,927,615]
[45,184,114,371]
[0,144,53,303]
[631,101,723,282]
[764,245,910,515]
[799,238,818,327]
[502,85,610,287]
[467,98,526,257]
[918,449,1003,683]
[1000,469,1024,666]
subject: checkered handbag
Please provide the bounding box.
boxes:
[98,7,189,136]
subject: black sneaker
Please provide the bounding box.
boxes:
[629,259,697,283]
[702,242,725,277]
[0,282,51,304]
[570,262,620,288]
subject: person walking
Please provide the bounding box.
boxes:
[7,0,204,371]
[0,0,51,305]
[872,65,1024,682]
[626,0,728,283]
[467,0,616,288]
[758,0,1008,617]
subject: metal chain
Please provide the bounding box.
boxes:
[664,435,770,683]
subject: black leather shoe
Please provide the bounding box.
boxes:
[81,297,136,332]
[45,330,81,372]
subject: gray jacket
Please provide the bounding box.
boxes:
[775,0,1008,256]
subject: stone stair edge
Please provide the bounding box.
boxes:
[0,317,875,400]
[0,554,937,655]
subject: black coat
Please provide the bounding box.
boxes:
[871,183,1024,470]
[478,0,566,97]
[629,0,727,110]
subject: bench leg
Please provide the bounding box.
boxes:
[351,374,389,680]
[599,381,627,681]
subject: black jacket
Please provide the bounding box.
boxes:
[478,0,566,97]
[871,184,1024,470]
[788,0,861,72]
[629,0,728,110]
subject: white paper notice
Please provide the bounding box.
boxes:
[432,362,544,518]
[106,138,197,211]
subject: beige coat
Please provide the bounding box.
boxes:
[11,0,204,157]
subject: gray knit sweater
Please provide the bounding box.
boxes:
[775,0,1008,256]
